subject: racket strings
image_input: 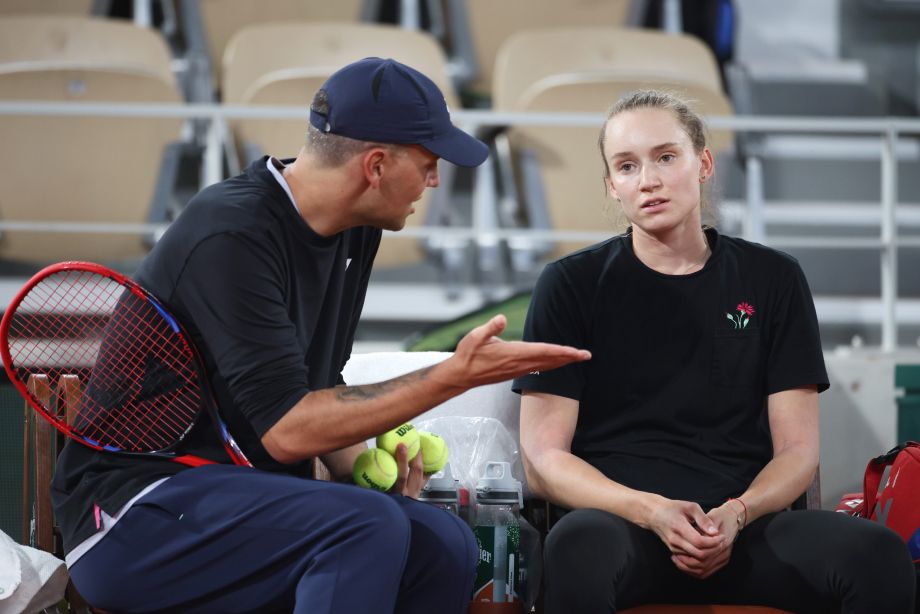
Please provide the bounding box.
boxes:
[8,269,204,453]
[82,288,201,450]
[83,304,199,448]
[9,270,106,378]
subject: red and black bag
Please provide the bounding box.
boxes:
[836,442,920,559]
[860,442,920,561]
[835,442,920,609]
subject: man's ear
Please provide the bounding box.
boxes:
[362,148,388,189]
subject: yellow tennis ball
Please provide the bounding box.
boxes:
[376,423,420,460]
[353,448,398,491]
[418,431,449,473]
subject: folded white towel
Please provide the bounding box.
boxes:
[0,529,68,614]
[342,351,521,444]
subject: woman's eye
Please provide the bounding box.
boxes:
[619,162,635,172]
[660,153,675,162]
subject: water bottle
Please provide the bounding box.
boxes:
[458,485,471,526]
[470,461,534,614]
[418,462,460,516]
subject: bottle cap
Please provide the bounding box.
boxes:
[475,461,523,506]
[420,461,460,504]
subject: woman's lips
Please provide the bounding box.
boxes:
[641,198,669,211]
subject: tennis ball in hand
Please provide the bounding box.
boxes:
[376,423,420,460]
[418,431,449,473]
[353,448,398,491]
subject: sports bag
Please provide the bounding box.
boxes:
[860,441,920,561]
[835,442,920,610]
[836,442,920,558]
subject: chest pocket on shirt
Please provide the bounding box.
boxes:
[711,329,762,388]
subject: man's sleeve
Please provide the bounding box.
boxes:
[174,233,310,437]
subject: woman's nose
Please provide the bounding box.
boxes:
[639,164,661,189]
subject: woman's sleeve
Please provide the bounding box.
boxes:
[512,261,590,400]
[764,259,830,395]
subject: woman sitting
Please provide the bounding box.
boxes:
[513,90,915,613]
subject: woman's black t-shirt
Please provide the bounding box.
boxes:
[512,228,829,509]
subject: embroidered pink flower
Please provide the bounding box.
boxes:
[727,301,755,329]
[737,302,755,316]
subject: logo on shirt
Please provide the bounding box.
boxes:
[726,301,755,329]
[345,258,352,270]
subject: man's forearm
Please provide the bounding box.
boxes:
[262,363,458,463]
[261,317,592,464]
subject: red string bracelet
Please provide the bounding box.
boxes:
[727,497,748,530]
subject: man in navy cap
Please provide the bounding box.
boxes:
[52,57,590,613]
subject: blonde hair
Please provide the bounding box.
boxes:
[597,90,716,227]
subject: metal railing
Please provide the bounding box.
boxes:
[1,100,919,349]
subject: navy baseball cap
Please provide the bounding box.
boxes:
[309,57,488,168]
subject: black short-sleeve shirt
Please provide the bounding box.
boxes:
[512,228,828,509]
[51,157,380,552]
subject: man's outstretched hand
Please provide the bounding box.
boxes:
[434,314,591,390]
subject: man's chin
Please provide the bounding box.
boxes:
[384,219,408,232]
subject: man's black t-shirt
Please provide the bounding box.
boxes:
[51,157,380,552]
[512,228,828,510]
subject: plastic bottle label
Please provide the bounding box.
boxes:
[471,523,523,611]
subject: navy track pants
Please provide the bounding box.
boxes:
[69,464,477,613]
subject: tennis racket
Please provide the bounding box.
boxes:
[0,261,251,468]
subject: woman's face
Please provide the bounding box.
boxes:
[602,108,713,238]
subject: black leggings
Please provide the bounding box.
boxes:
[543,509,915,614]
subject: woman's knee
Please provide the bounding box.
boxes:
[767,511,916,610]
[543,509,641,614]
[544,508,638,585]
[788,511,911,569]
[837,519,916,599]
[545,509,629,563]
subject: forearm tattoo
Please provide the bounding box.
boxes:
[334,366,432,402]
